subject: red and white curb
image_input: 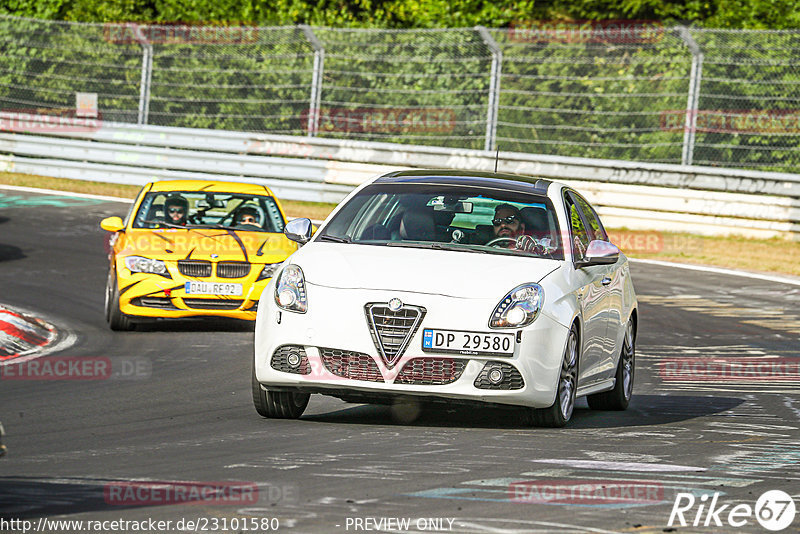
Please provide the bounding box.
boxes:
[0,304,75,366]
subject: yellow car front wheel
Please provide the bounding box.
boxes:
[105,270,134,332]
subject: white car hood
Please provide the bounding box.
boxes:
[293,242,561,299]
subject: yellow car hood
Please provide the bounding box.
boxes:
[121,228,296,263]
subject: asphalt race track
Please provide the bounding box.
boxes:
[1,189,799,533]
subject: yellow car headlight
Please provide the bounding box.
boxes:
[124,256,171,278]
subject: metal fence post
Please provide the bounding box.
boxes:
[476,26,502,152]
[137,42,153,126]
[678,27,703,166]
[301,25,324,137]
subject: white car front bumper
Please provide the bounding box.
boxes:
[254,283,570,409]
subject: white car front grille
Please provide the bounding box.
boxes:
[364,303,426,368]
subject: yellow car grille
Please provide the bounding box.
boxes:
[178,260,212,277]
[218,261,251,278]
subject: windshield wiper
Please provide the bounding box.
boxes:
[318,235,352,243]
[142,219,186,229]
[385,241,488,253]
[190,223,229,230]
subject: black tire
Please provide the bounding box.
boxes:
[531,325,579,428]
[105,270,134,331]
[251,364,309,419]
[588,317,635,411]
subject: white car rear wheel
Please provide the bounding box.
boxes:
[588,318,635,411]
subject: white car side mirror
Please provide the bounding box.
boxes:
[284,218,313,245]
[579,240,620,267]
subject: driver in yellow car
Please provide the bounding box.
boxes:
[164,195,189,226]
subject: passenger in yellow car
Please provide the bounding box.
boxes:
[235,206,260,228]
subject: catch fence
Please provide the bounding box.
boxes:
[0,16,799,172]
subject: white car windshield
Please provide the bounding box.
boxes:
[132,191,285,233]
[319,183,564,259]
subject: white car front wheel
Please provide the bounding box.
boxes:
[252,365,310,419]
[531,325,579,427]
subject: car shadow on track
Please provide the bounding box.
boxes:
[301,394,744,429]
[131,318,254,333]
[0,243,25,262]
[0,476,148,519]
[0,476,261,519]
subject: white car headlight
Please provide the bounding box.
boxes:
[256,263,280,282]
[489,283,544,328]
[274,264,307,313]
[124,256,169,276]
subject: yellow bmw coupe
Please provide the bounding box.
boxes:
[100,180,298,330]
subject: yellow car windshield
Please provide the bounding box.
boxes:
[132,191,285,233]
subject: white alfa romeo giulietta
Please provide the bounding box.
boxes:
[253,170,638,427]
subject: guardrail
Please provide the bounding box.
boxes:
[3,17,800,172]
[0,114,798,239]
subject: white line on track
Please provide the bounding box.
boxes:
[529,459,706,472]
[0,184,133,203]
[452,518,623,534]
[631,257,800,287]
[0,184,323,223]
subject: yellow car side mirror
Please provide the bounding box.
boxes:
[100,216,125,233]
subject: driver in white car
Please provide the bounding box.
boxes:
[492,204,526,240]
[492,204,540,253]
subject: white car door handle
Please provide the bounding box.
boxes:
[601,276,612,286]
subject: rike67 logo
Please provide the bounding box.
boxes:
[669,490,796,531]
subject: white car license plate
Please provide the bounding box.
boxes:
[422,329,515,356]
[184,281,243,296]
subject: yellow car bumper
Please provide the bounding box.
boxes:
[116,263,271,321]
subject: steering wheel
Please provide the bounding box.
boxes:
[485,237,516,248]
